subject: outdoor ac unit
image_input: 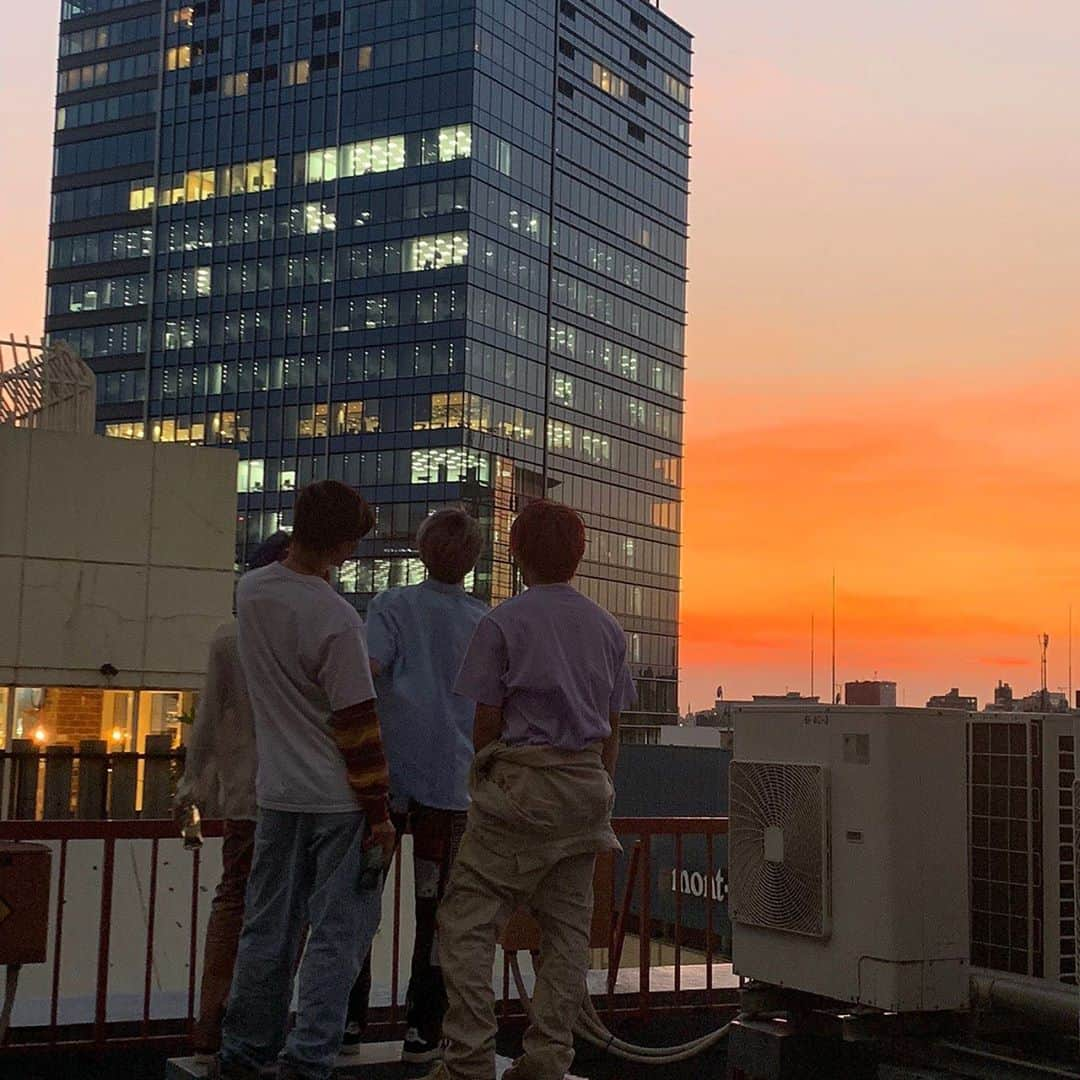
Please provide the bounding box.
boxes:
[730,707,969,1012]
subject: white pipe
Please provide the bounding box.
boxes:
[970,966,1079,1033]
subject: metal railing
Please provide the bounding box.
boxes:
[0,816,733,1056]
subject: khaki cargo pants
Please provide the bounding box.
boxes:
[436,826,595,1080]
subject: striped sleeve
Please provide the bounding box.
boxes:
[329,699,390,825]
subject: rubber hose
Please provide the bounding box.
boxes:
[507,953,733,1065]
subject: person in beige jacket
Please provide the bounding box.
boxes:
[176,531,290,1060]
[427,500,636,1080]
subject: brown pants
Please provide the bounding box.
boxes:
[192,818,257,1054]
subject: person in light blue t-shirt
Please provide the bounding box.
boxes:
[343,508,487,1065]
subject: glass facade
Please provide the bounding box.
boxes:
[47,0,691,725]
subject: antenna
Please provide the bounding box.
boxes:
[810,613,815,698]
[831,572,837,705]
[1070,605,1074,709]
[1040,633,1050,711]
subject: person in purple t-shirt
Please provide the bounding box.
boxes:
[424,500,636,1080]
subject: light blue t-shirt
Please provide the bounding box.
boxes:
[366,579,488,811]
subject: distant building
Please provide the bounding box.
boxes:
[992,681,1015,711]
[687,690,821,729]
[927,688,978,711]
[1016,690,1070,713]
[845,680,897,707]
[984,680,1071,713]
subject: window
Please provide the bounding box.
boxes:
[173,6,195,27]
[402,232,468,272]
[662,71,690,105]
[630,11,649,32]
[283,58,310,85]
[331,400,378,435]
[438,124,472,162]
[129,179,155,210]
[627,121,646,142]
[410,448,490,485]
[557,77,574,99]
[628,83,647,105]
[592,61,627,98]
[166,44,192,70]
[222,71,249,96]
[157,157,276,205]
[559,38,575,58]
[629,46,648,69]
[548,420,574,450]
[357,45,373,70]
[104,421,144,440]
[237,459,265,493]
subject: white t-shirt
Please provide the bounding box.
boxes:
[236,562,376,814]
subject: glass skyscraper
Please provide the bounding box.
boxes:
[48,0,691,727]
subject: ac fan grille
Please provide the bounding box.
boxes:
[730,761,830,938]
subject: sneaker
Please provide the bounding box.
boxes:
[401,1028,443,1064]
[339,1021,364,1057]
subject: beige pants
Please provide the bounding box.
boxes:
[437,826,596,1080]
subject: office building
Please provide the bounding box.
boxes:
[46,0,692,724]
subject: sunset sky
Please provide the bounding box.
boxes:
[1,2,1077,710]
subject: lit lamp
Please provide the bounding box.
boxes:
[110,728,126,747]
[33,726,48,746]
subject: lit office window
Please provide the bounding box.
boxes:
[592,61,627,98]
[283,59,310,86]
[104,421,145,440]
[547,420,574,450]
[129,179,155,210]
[166,45,192,70]
[222,71,249,97]
[661,71,690,105]
[438,123,472,161]
[402,232,468,272]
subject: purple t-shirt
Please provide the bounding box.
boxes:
[454,583,637,751]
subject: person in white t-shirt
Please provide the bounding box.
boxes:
[215,481,395,1080]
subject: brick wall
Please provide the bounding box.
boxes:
[38,688,105,745]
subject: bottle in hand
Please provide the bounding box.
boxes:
[181,804,203,851]
[358,843,384,890]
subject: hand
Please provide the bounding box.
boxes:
[365,818,397,863]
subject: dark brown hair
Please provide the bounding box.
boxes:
[509,499,586,583]
[418,508,484,584]
[292,481,375,554]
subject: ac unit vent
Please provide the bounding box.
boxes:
[730,761,830,938]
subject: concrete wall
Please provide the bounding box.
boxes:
[0,426,237,690]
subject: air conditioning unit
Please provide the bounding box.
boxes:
[730,707,969,1012]
[969,712,1080,985]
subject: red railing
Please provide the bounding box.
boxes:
[0,816,732,1055]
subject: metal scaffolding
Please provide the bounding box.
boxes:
[0,336,96,434]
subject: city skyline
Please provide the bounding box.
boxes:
[2,1,1078,710]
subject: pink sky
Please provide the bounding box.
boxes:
[2,2,1078,710]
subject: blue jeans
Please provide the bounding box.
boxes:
[219,809,381,1080]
